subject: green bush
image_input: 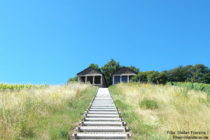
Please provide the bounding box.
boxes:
[157,72,168,84]
[67,76,78,83]
[139,98,159,109]
[131,72,147,82]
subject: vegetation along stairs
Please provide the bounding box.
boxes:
[71,88,131,139]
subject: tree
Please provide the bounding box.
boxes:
[156,72,168,84]
[146,71,159,84]
[131,72,147,82]
[190,64,209,83]
[101,59,120,86]
[89,64,99,70]
[166,66,186,82]
[203,73,210,84]
[163,64,210,84]
[128,66,140,73]
[183,65,193,82]
[67,76,77,83]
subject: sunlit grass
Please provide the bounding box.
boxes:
[0,83,47,90]
[0,83,97,140]
[110,83,210,140]
[168,82,210,101]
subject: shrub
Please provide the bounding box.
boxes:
[131,72,147,82]
[157,72,168,84]
[139,98,159,109]
[146,71,159,84]
[67,76,78,83]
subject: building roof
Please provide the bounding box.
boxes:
[113,67,137,75]
[77,67,103,76]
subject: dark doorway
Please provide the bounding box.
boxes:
[87,76,93,84]
[80,76,85,83]
[129,76,134,81]
[95,76,101,84]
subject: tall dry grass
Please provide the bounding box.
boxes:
[0,83,97,140]
[110,83,210,140]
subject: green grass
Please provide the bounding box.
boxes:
[0,83,47,90]
[109,85,166,140]
[36,87,96,140]
[109,83,210,140]
[168,82,210,101]
[0,83,97,140]
[167,82,210,93]
[139,99,159,110]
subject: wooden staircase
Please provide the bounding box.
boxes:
[71,88,131,139]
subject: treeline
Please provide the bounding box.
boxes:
[69,59,210,86]
[132,64,210,84]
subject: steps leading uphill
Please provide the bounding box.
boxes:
[71,88,131,140]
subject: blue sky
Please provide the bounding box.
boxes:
[0,0,210,84]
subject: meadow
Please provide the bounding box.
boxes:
[0,83,97,140]
[168,82,210,96]
[0,83,47,90]
[110,83,210,140]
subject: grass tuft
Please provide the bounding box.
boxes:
[139,99,159,110]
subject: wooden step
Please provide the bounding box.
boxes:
[84,117,122,121]
[78,126,126,132]
[88,111,118,114]
[82,121,123,126]
[86,114,119,118]
[89,109,117,111]
[75,132,128,139]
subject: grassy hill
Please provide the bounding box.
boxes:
[1,82,209,140]
[0,83,97,140]
[168,82,210,96]
[110,83,210,140]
